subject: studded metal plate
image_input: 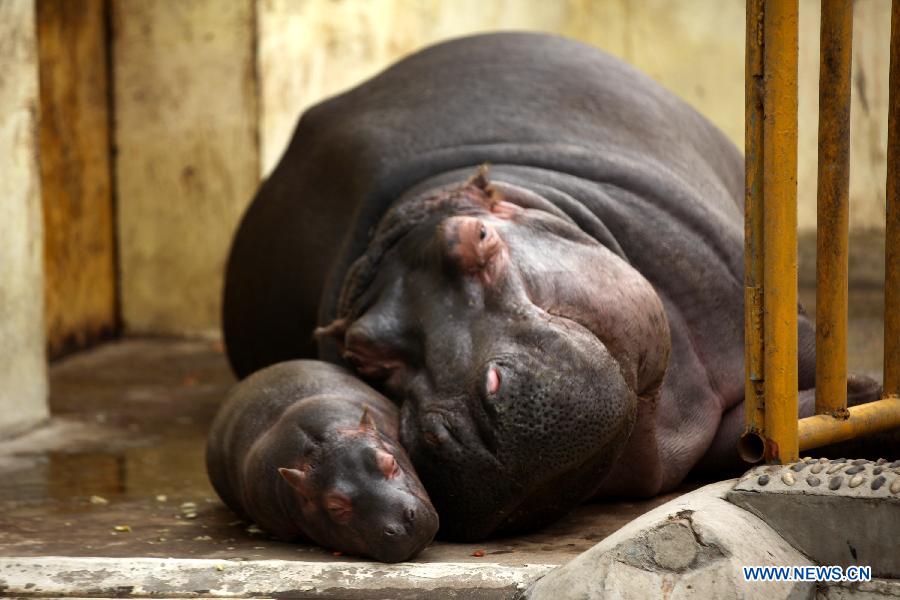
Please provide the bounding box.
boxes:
[733,458,900,499]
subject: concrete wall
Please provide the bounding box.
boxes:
[105,0,896,336]
[112,0,259,336]
[4,0,892,353]
[256,0,748,176]
[796,0,892,285]
[0,0,49,435]
[38,0,118,357]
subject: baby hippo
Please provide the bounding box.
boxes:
[206,360,438,562]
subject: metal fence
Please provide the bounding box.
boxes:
[740,0,900,464]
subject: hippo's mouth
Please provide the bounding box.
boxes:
[402,394,504,466]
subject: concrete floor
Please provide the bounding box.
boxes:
[0,338,697,598]
[0,285,886,598]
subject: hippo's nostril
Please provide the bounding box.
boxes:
[404,507,416,523]
[383,523,405,537]
[421,411,460,448]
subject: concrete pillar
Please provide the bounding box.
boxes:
[0,0,50,436]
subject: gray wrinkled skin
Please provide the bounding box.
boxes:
[223,33,821,540]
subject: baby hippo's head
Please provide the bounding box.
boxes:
[278,410,439,562]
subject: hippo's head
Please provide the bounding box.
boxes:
[278,410,439,562]
[321,173,669,540]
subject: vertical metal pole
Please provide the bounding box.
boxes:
[741,0,767,463]
[886,0,900,397]
[763,0,800,463]
[815,0,853,417]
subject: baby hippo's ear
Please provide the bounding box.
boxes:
[278,466,310,498]
[359,406,378,432]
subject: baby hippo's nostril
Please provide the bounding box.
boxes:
[383,523,406,537]
[404,507,416,523]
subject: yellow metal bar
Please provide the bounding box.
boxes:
[762,0,800,464]
[886,0,900,397]
[799,397,900,450]
[815,0,853,417]
[743,0,766,457]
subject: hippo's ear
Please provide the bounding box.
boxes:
[359,406,378,432]
[463,164,514,215]
[278,467,310,497]
[313,318,348,347]
[465,164,491,192]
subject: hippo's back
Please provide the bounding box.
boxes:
[224,32,743,379]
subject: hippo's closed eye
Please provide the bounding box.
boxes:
[442,216,507,282]
[375,449,402,479]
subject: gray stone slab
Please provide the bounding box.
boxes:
[727,460,900,578]
[525,480,817,600]
[818,579,900,599]
[731,459,900,499]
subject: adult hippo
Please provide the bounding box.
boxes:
[223,32,821,541]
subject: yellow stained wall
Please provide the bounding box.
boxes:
[259,0,890,235]
[113,0,259,336]
[799,0,891,236]
[37,0,117,358]
[257,0,747,176]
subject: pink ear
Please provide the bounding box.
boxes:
[278,467,308,494]
[464,164,491,191]
[359,406,377,432]
[313,318,348,346]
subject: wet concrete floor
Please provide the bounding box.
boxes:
[0,285,885,566]
[0,339,692,567]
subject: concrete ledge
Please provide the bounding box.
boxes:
[727,459,900,578]
[0,556,556,599]
[524,481,816,599]
[819,579,900,599]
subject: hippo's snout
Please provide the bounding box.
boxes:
[383,523,407,537]
[368,500,438,563]
[382,504,423,538]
